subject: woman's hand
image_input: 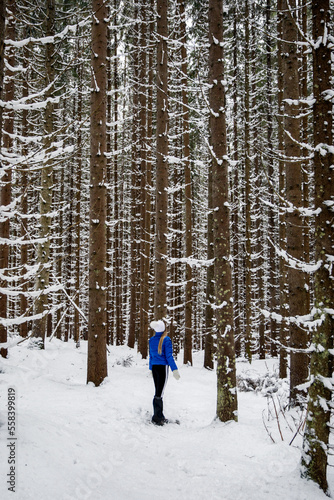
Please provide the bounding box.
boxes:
[173,370,180,380]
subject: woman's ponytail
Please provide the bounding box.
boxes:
[158,331,167,355]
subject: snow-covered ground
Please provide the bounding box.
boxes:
[0,339,332,500]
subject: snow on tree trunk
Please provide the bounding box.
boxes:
[87,0,108,386]
[301,0,333,492]
[209,0,238,423]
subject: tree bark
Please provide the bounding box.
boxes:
[19,43,29,339]
[128,6,140,348]
[87,0,108,386]
[282,0,308,404]
[301,0,333,492]
[209,0,238,422]
[277,0,288,378]
[139,0,149,358]
[204,158,214,369]
[154,0,169,320]
[0,0,5,146]
[74,32,83,347]
[266,0,278,358]
[178,0,193,366]
[231,3,240,359]
[32,0,55,348]
[244,0,252,362]
[113,5,123,347]
[0,0,14,358]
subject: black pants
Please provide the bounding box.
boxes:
[152,365,169,398]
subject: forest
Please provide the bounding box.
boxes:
[0,0,333,495]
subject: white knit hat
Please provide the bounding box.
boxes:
[150,320,165,332]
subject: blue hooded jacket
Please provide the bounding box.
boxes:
[149,332,178,372]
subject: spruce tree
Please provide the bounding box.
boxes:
[87,0,108,386]
[301,0,333,491]
[209,0,238,422]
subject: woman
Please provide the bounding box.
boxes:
[149,320,180,425]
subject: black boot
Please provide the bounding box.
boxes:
[152,397,167,425]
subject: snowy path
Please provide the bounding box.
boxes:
[0,341,332,500]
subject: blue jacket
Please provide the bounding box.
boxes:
[149,333,178,372]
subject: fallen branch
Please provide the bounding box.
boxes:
[262,409,276,444]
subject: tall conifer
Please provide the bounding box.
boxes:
[87,0,108,386]
[209,0,238,422]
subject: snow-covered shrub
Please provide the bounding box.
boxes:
[115,355,134,367]
[237,369,288,397]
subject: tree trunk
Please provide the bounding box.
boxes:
[87,0,108,386]
[0,0,14,358]
[113,7,123,347]
[177,0,193,365]
[301,0,333,492]
[231,3,240,359]
[19,46,29,339]
[32,0,55,348]
[139,1,149,358]
[277,0,288,378]
[282,0,308,404]
[74,33,83,347]
[300,0,310,313]
[244,0,252,362]
[209,0,238,422]
[128,6,140,348]
[204,158,214,370]
[266,0,278,359]
[0,0,5,146]
[154,0,169,320]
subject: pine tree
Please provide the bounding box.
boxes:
[19,35,30,340]
[0,0,15,358]
[230,1,241,359]
[178,0,193,366]
[266,0,278,359]
[128,4,140,347]
[31,0,56,348]
[154,0,169,320]
[244,0,252,362]
[209,0,238,422]
[138,0,149,358]
[277,0,288,378]
[0,0,5,144]
[281,0,309,404]
[112,1,123,347]
[301,0,333,491]
[87,0,108,386]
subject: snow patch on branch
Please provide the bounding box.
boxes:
[168,256,214,268]
[5,18,90,48]
[268,237,322,273]
[0,303,62,328]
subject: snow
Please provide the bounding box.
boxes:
[0,341,332,500]
[5,18,90,49]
